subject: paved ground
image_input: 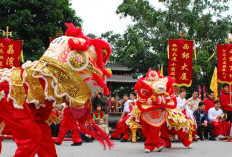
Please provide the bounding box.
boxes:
[1,139,232,157]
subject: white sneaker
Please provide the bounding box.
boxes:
[218,135,225,138]
[194,135,199,138]
[144,148,151,153]
[158,146,165,152]
[187,144,192,149]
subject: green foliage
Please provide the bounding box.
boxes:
[0,0,82,61]
[102,0,231,96]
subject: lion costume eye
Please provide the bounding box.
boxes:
[140,89,149,96]
[67,50,89,71]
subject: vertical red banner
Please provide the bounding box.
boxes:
[0,38,22,69]
[168,39,193,87]
[217,44,232,84]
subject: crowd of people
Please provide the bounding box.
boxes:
[175,83,232,141]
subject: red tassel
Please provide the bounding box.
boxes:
[91,39,112,78]
[92,73,109,95]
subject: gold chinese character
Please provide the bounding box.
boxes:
[171,67,176,71]
[7,44,14,54]
[0,61,2,66]
[172,44,177,47]
[0,56,4,60]
[222,72,226,75]
[223,53,226,56]
[223,57,226,61]
[230,49,232,53]
[6,57,14,67]
[181,63,188,71]
[223,49,226,52]
[182,44,189,49]
[182,52,190,60]
[230,74,232,78]
[180,73,188,80]
[171,63,176,66]
[172,57,177,61]
[229,66,232,71]
[223,76,226,79]
[230,57,232,61]
[223,61,226,64]
[0,43,4,48]
[222,68,226,72]
[223,65,227,68]
[172,77,176,80]
[172,48,178,52]
[170,72,175,75]
[0,49,3,54]
[172,52,177,57]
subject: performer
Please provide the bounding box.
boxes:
[208,100,231,137]
[53,102,82,146]
[111,92,136,142]
[0,93,57,157]
[127,70,178,153]
[0,23,114,156]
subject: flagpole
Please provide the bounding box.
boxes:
[230,84,231,104]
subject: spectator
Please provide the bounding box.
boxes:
[193,102,216,141]
[220,83,232,123]
[93,105,106,124]
[208,100,231,137]
[91,92,108,113]
[177,88,187,111]
[187,91,201,112]
[174,86,180,97]
[98,118,109,136]
[127,92,137,106]
[108,97,116,113]
[203,91,215,115]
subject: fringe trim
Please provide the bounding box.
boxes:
[0,67,24,109]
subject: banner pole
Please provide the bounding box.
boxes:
[230,84,231,104]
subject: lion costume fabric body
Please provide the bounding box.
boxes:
[126,70,192,152]
[0,23,113,156]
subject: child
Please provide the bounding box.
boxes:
[98,118,109,136]
[93,105,106,124]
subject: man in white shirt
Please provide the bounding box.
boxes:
[187,91,201,112]
[208,100,231,137]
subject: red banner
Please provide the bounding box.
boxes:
[168,39,194,87]
[0,38,22,69]
[217,44,232,84]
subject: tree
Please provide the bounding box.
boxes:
[103,0,231,96]
[0,0,82,61]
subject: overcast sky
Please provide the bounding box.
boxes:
[71,0,231,36]
[71,0,164,36]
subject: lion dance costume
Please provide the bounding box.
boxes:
[0,23,113,156]
[126,70,193,153]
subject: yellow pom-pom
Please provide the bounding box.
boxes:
[105,68,112,75]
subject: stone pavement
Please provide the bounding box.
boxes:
[1,139,232,157]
